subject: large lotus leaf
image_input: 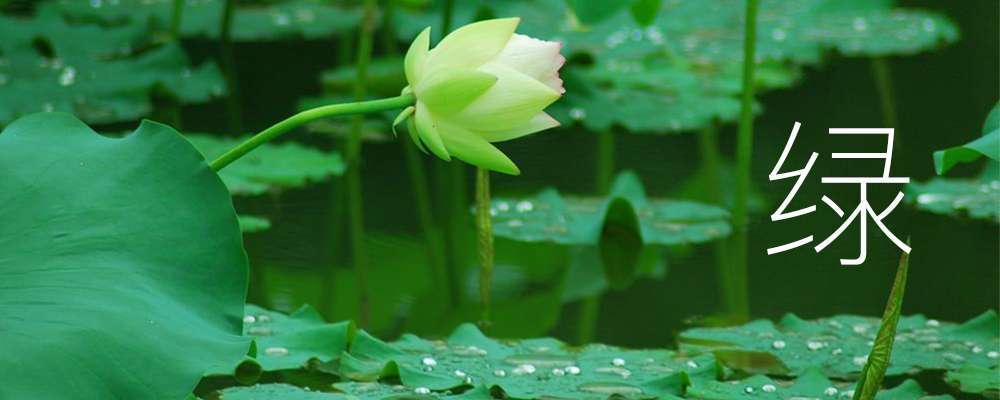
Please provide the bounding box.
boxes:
[338,324,717,399]
[490,171,731,246]
[184,134,345,196]
[904,177,1000,223]
[945,364,1000,398]
[933,102,1000,175]
[0,113,251,399]
[0,6,225,126]
[678,311,999,378]
[687,366,953,400]
[56,0,363,41]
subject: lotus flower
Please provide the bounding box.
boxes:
[394,18,565,175]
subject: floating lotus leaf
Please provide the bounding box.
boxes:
[184,134,345,196]
[338,323,717,399]
[334,383,491,400]
[678,311,1000,378]
[933,102,999,175]
[0,6,225,126]
[687,366,953,400]
[488,0,957,133]
[490,171,731,246]
[904,177,1000,223]
[217,383,350,400]
[945,364,1000,398]
[232,305,355,373]
[55,0,363,42]
[0,113,250,399]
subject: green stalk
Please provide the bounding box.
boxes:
[725,0,759,319]
[219,0,242,133]
[576,129,615,344]
[345,0,379,328]
[209,95,414,171]
[596,130,614,193]
[475,167,494,327]
[870,57,897,127]
[171,0,184,40]
[437,0,465,312]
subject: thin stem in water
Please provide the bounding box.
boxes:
[209,95,414,171]
[171,0,184,40]
[346,0,379,328]
[219,0,242,133]
[475,167,494,328]
[726,0,760,320]
[870,57,897,128]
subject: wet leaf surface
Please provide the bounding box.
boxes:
[56,0,363,42]
[0,6,224,125]
[679,311,1000,379]
[490,171,730,246]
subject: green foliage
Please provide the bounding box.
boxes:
[905,171,1000,223]
[0,6,224,126]
[184,134,345,197]
[489,0,958,133]
[336,324,715,399]
[934,102,1000,175]
[945,364,1000,398]
[210,305,354,376]
[490,171,731,246]
[852,250,908,400]
[239,214,273,233]
[0,113,250,399]
[55,0,363,42]
[679,311,999,378]
[218,384,349,400]
[687,366,952,400]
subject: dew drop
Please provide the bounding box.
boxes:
[516,201,534,213]
[771,28,787,42]
[762,384,776,393]
[772,340,786,349]
[825,387,839,395]
[852,17,868,32]
[611,357,626,366]
[243,315,256,323]
[852,355,868,366]
[273,13,291,26]
[421,357,437,366]
[264,347,288,357]
[569,107,587,121]
[414,387,431,395]
[744,386,754,394]
[987,351,998,359]
[248,327,273,336]
[577,382,643,395]
[565,366,581,375]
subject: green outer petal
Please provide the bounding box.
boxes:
[425,18,520,71]
[405,27,431,85]
[407,116,427,154]
[438,119,520,175]
[392,106,415,137]
[452,63,561,131]
[477,112,560,142]
[414,102,451,161]
[416,67,497,115]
